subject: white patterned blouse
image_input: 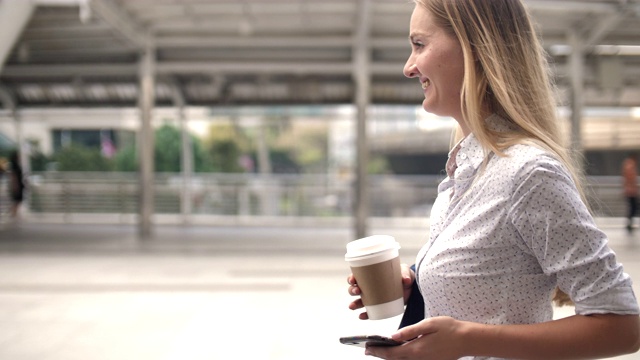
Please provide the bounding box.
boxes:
[415,115,639,359]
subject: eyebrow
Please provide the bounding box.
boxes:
[409,33,427,43]
[409,30,430,39]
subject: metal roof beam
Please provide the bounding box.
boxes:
[155,36,409,49]
[0,0,36,74]
[525,1,618,14]
[583,5,630,48]
[88,0,150,49]
[1,61,405,77]
[1,62,354,77]
[155,36,353,48]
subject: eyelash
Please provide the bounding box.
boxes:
[411,41,424,49]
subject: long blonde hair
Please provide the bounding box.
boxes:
[415,0,583,306]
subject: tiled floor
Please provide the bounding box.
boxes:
[0,219,639,360]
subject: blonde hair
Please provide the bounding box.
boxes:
[415,0,584,306]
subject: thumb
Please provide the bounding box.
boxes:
[391,319,434,342]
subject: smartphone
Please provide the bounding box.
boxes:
[339,335,404,348]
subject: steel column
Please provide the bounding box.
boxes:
[138,42,156,239]
[173,86,193,224]
[353,0,372,240]
[568,30,585,168]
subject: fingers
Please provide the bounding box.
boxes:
[391,319,434,342]
[392,327,420,342]
[349,284,361,296]
[402,274,413,288]
[348,298,364,310]
[401,263,415,282]
[347,274,356,285]
[347,275,361,296]
[347,274,368,319]
[364,344,395,358]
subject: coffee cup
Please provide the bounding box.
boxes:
[345,235,404,320]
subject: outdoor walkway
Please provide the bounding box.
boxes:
[0,219,639,360]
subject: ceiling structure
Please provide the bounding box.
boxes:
[0,0,639,109]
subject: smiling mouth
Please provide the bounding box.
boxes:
[421,79,431,89]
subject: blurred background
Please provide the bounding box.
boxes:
[0,0,639,359]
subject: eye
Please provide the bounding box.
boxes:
[411,40,424,50]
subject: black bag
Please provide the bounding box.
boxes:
[398,264,424,329]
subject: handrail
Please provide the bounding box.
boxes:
[9,173,632,224]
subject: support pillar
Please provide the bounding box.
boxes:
[173,86,193,224]
[138,42,155,239]
[568,30,585,170]
[353,0,372,239]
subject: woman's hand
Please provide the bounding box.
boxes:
[347,263,415,320]
[364,314,640,359]
[364,316,466,360]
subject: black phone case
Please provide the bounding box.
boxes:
[339,335,403,348]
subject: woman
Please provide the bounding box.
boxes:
[347,0,640,359]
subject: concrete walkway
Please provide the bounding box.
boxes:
[0,220,639,360]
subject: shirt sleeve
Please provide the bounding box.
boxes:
[508,154,639,315]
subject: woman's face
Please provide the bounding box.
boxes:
[403,4,465,124]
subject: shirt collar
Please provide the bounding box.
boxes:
[448,114,512,179]
[454,134,485,180]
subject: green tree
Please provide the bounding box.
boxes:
[113,124,212,172]
[204,123,249,173]
[368,155,390,174]
[30,150,50,172]
[273,122,328,173]
[55,145,114,171]
[154,124,182,172]
[113,144,137,172]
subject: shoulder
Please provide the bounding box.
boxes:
[484,143,578,203]
[493,143,566,177]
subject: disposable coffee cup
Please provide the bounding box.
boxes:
[345,235,404,320]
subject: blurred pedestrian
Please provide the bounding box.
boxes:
[623,153,639,233]
[8,151,26,218]
[0,157,6,220]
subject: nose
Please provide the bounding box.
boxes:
[403,60,418,78]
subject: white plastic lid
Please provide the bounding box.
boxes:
[344,235,400,260]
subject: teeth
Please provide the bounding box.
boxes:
[421,79,431,89]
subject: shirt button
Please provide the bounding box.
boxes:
[460,153,467,160]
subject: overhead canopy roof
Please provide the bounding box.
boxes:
[0,0,639,109]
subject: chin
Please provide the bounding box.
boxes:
[421,101,436,115]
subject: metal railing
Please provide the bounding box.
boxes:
[13,172,631,224]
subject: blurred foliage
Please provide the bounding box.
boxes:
[27,139,49,172]
[368,155,390,174]
[154,124,182,172]
[264,149,299,173]
[31,124,213,173]
[113,144,137,172]
[115,124,213,172]
[20,118,346,175]
[30,150,50,172]
[204,123,247,173]
[274,122,327,173]
[55,145,114,171]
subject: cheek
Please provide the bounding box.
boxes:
[437,59,464,91]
